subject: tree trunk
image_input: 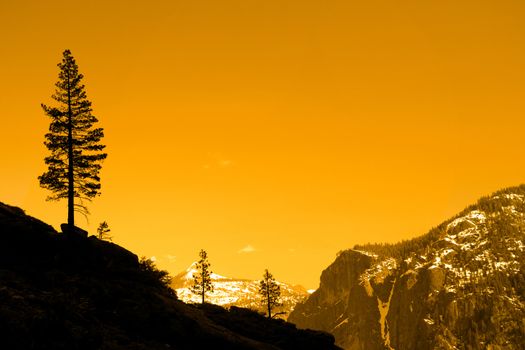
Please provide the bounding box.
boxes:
[267,285,272,318]
[67,70,74,229]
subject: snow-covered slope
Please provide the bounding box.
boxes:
[290,186,525,349]
[172,263,309,319]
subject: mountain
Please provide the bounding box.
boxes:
[0,201,340,350]
[172,263,309,319]
[289,185,525,349]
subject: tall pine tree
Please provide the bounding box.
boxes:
[39,50,107,229]
[259,269,281,318]
[191,249,214,303]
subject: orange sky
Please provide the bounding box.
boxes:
[1,0,524,288]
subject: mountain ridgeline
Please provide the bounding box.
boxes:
[172,263,309,319]
[289,185,525,349]
[0,202,339,350]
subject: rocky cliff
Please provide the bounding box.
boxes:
[289,186,525,349]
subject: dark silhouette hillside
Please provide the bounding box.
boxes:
[0,202,340,350]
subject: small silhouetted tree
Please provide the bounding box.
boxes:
[97,221,112,241]
[39,49,107,230]
[259,269,282,318]
[191,249,214,303]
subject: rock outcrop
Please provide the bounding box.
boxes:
[289,186,525,349]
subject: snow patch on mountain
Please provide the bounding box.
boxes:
[290,186,525,348]
[172,264,309,319]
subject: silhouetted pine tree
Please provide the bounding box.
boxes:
[97,221,112,241]
[39,50,106,230]
[259,269,281,319]
[191,249,214,303]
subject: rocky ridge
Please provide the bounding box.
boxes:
[289,185,525,349]
[0,201,340,350]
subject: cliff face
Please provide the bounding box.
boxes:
[289,186,525,349]
[291,250,378,348]
[290,250,390,350]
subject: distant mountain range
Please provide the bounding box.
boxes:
[289,185,525,349]
[172,263,310,319]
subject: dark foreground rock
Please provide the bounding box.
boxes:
[0,202,340,350]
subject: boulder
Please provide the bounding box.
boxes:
[60,223,88,238]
